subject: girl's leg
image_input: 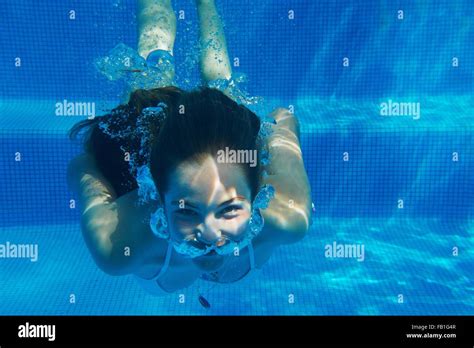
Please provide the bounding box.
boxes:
[137,0,177,60]
[196,0,232,83]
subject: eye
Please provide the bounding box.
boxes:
[219,205,242,218]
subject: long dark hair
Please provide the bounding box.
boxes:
[69,86,262,200]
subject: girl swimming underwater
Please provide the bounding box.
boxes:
[67,0,312,295]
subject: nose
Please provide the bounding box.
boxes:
[196,216,224,245]
[197,228,222,245]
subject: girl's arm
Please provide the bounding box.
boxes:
[257,108,312,244]
[196,0,232,82]
[67,154,161,275]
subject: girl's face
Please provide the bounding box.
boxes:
[163,155,253,272]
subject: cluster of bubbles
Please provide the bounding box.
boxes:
[207,73,263,106]
[136,104,167,156]
[94,43,176,102]
[135,165,159,205]
[256,114,276,169]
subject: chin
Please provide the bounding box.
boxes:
[192,252,225,272]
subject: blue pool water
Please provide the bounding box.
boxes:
[0,0,473,315]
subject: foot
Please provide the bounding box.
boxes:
[146,49,175,83]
